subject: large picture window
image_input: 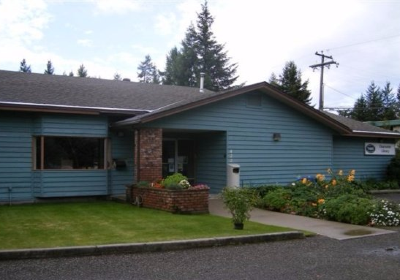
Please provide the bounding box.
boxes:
[34,136,107,170]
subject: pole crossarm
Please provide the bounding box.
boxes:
[309,51,339,110]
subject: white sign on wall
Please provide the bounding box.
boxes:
[364,142,395,156]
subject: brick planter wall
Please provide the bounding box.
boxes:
[128,186,209,214]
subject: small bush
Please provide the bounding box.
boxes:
[162,173,188,189]
[387,155,400,183]
[370,199,400,226]
[263,188,291,211]
[322,195,374,225]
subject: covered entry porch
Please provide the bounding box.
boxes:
[134,128,227,194]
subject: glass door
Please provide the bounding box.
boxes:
[162,139,195,183]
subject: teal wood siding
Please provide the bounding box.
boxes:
[1,111,134,202]
[333,136,393,180]
[38,114,108,136]
[146,91,334,191]
[33,114,110,198]
[34,171,108,197]
[109,130,134,195]
[196,132,227,194]
[0,112,35,202]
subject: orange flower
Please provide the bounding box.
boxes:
[331,179,337,186]
[302,178,307,184]
[318,198,325,204]
[312,203,317,207]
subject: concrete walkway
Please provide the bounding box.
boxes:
[209,198,396,240]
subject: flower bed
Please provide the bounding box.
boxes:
[126,173,209,214]
[253,169,400,226]
[127,185,209,214]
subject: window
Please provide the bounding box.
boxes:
[33,136,107,170]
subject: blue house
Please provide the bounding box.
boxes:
[1,70,399,203]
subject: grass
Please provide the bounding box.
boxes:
[0,201,296,250]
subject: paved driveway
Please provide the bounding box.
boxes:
[1,230,399,280]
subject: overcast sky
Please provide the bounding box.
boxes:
[1,0,400,110]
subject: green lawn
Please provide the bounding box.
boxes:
[0,201,295,250]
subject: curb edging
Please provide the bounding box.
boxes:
[0,231,304,261]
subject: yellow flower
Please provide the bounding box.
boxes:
[302,178,307,184]
[318,198,325,204]
[324,185,329,189]
[331,179,337,186]
[347,175,354,182]
[312,203,317,207]
[338,170,343,176]
[350,169,356,176]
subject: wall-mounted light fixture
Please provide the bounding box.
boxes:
[272,133,281,141]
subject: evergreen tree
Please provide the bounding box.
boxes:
[196,2,238,91]
[381,82,397,120]
[68,71,74,77]
[162,1,238,91]
[344,81,400,121]
[364,81,383,120]
[77,64,88,77]
[137,55,159,84]
[350,95,369,121]
[272,61,312,105]
[44,60,54,75]
[268,73,279,87]
[114,72,122,81]
[19,59,31,73]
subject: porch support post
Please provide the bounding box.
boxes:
[134,128,163,183]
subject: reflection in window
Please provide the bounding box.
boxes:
[34,137,106,170]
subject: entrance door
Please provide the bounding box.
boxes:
[162,140,195,182]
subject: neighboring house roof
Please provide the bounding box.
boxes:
[1,70,399,138]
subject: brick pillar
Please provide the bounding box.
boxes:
[135,128,162,183]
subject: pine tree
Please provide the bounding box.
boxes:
[272,61,312,105]
[77,64,88,77]
[381,82,397,120]
[351,95,369,121]
[19,59,31,73]
[137,55,159,84]
[364,81,383,120]
[44,60,54,75]
[162,1,238,91]
[69,71,74,77]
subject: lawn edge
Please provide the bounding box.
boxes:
[0,231,304,261]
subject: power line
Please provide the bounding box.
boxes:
[325,34,400,51]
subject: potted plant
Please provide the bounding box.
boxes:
[221,187,255,229]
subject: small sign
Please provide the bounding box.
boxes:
[365,142,395,156]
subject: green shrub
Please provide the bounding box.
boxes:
[370,199,400,226]
[322,194,374,225]
[263,188,291,211]
[251,185,282,199]
[162,173,188,189]
[222,187,257,226]
[387,156,400,184]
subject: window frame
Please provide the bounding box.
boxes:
[32,136,110,171]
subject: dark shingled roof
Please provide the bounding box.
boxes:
[1,70,399,138]
[0,70,216,113]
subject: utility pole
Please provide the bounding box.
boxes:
[309,52,339,110]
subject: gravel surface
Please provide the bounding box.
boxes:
[1,229,399,280]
